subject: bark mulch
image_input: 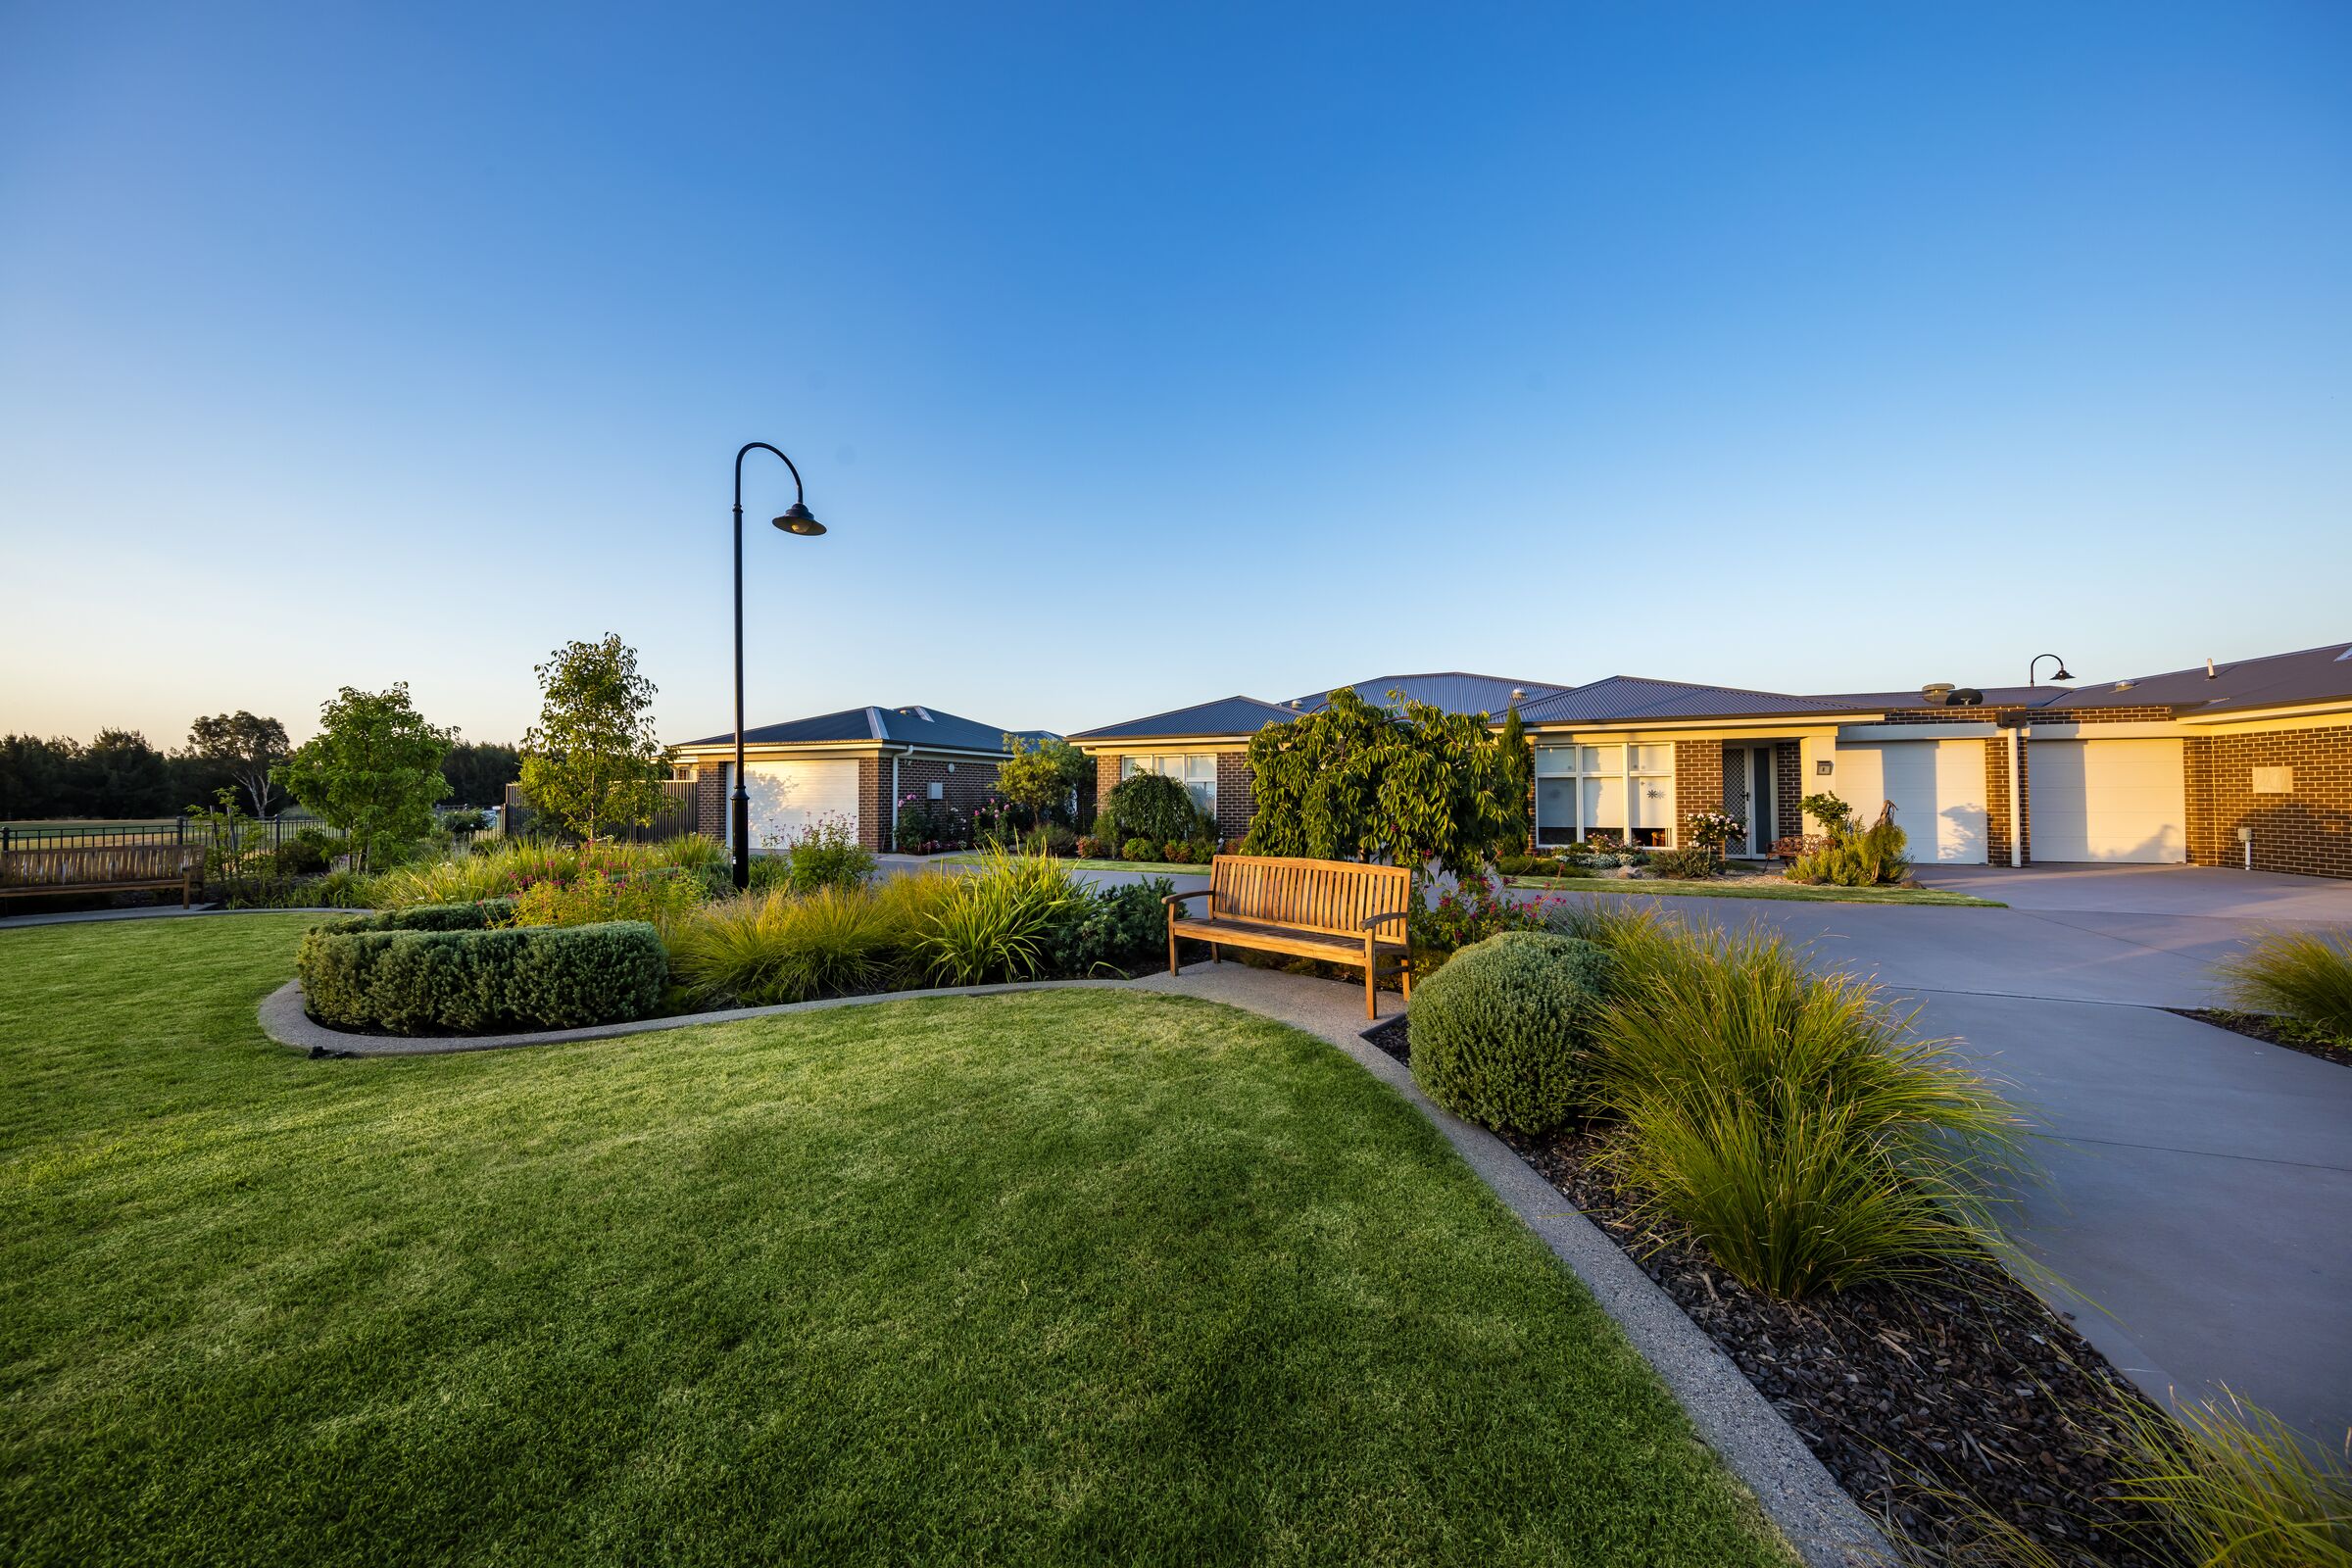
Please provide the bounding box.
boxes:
[1361,1012,2165,1567]
[2165,1007,2352,1070]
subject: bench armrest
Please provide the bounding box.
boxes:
[1362,910,1409,930]
[1162,890,1214,907]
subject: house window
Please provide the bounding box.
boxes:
[1121,754,1218,814]
[1534,743,1675,847]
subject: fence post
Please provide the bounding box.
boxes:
[176,818,185,848]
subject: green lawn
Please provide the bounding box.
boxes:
[1505,875,2004,906]
[934,852,1209,875]
[0,917,1785,1567]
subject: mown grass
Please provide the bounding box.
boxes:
[0,916,1787,1567]
[936,853,1209,876]
[1505,875,2003,906]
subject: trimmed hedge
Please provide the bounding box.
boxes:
[1409,930,1615,1133]
[297,901,664,1035]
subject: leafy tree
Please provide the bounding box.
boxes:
[442,741,522,808]
[80,729,172,817]
[187,711,290,818]
[0,735,80,818]
[995,734,1090,830]
[1495,705,1533,854]
[272,685,454,870]
[1240,687,1518,875]
[1101,771,1209,846]
[517,634,670,848]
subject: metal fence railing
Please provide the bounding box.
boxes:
[502,780,700,843]
[0,818,359,854]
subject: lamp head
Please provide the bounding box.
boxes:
[2052,663,2074,681]
[773,503,824,537]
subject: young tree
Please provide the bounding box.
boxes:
[994,733,1090,832]
[1495,704,1533,854]
[1240,687,1517,875]
[517,634,670,849]
[187,711,291,818]
[272,685,454,870]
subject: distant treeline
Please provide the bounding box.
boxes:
[0,730,520,820]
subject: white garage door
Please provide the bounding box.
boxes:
[1834,740,1989,863]
[725,760,860,851]
[2029,739,2185,863]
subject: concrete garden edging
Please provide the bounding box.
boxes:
[260,960,1887,1565]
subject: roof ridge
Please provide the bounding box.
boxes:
[1591,673,1845,705]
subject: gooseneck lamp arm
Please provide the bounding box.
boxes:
[732,442,812,891]
[2028,653,2073,688]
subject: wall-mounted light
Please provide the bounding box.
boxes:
[1816,760,1835,776]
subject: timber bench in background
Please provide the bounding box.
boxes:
[1165,855,1413,1019]
[0,842,199,907]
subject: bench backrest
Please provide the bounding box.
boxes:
[0,844,197,888]
[1207,855,1411,938]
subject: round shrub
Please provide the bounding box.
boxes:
[1410,930,1615,1133]
[1119,836,1157,863]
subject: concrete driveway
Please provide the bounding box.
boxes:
[1531,863,2352,1446]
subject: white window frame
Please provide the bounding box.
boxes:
[1120,753,1218,814]
[1535,743,1675,847]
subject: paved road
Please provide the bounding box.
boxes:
[1538,862,2352,1445]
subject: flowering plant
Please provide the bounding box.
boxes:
[1407,871,1563,953]
[1686,809,1744,857]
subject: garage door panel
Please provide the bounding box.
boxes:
[1834,741,1988,863]
[2029,740,2184,863]
[728,760,860,850]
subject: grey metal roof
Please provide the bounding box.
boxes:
[1519,675,1863,725]
[683,705,1032,753]
[2057,642,2352,715]
[1288,671,1569,717]
[1067,695,1298,743]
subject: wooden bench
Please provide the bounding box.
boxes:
[1164,855,1412,1019]
[0,844,199,907]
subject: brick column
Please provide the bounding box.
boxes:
[1672,740,1725,850]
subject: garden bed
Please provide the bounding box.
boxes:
[1366,1012,2164,1565]
[1500,873,2003,906]
[2165,1007,2352,1070]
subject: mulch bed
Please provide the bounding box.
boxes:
[2165,1007,2352,1070]
[1362,1012,2165,1566]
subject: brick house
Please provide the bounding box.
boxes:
[669,706,1049,854]
[1065,644,2352,879]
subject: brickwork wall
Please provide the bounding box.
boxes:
[1215,751,1254,843]
[1671,740,1722,851]
[1093,756,1123,832]
[692,766,725,842]
[885,755,1004,848]
[2182,727,2352,878]
[1984,732,2017,867]
[1774,742,1804,843]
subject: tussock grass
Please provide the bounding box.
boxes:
[2218,927,2352,1040]
[912,848,1086,986]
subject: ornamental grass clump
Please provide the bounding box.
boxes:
[1581,918,2024,1299]
[914,850,1086,986]
[1410,931,1617,1132]
[2110,1389,2352,1568]
[667,884,920,1005]
[2217,927,2352,1039]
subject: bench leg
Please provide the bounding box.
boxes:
[1167,920,1179,977]
[1399,955,1411,1004]
[1363,939,1378,1020]
[1209,943,1220,965]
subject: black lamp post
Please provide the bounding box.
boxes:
[2028,653,2074,688]
[732,441,825,891]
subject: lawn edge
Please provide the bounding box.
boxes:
[1503,876,2005,907]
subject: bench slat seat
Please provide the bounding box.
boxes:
[1166,854,1413,1019]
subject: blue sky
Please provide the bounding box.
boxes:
[2,2,2346,747]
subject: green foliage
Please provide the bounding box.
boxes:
[2109,1388,2352,1568]
[1119,836,1158,862]
[272,684,454,871]
[1644,846,1719,879]
[894,795,965,852]
[2218,927,2352,1038]
[914,850,1087,986]
[441,740,522,808]
[1410,931,1617,1133]
[366,837,718,909]
[1496,705,1533,853]
[784,813,877,893]
[1580,917,2022,1299]
[186,710,290,817]
[272,833,335,877]
[669,884,925,1005]
[298,913,664,1033]
[995,734,1089,829]
[1408,871,1550,953]
[1799,790,1854,834]
[438,808,492,834]
[1786,804,1911,887]
[1102,771,1209,847]
[508,865,707,932]
[517,634,671,847]
[1045,877,1176,976]
[1241,687,1519,874]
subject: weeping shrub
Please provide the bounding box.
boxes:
[2217,927,2352,1038]
[1101,772,1209,848]
[1409,931,1616,1133]
[1584,921,2023,1299]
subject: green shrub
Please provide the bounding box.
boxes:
[1586,921,2021,1298]
[298,912,662,1034]
[1119,836,1158,863]
[668,885,915,1005]
[272,835,334,877]
[2217,927,2352,1038]
[1102,772,1208,847]
[746,855,793,893]
[913,850,1084,986]
[508,866,706,932]
[1045,877,1175,976]
[1645,846,1718,879]
[1409,931,1616,1133]
[783,813,876,894]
